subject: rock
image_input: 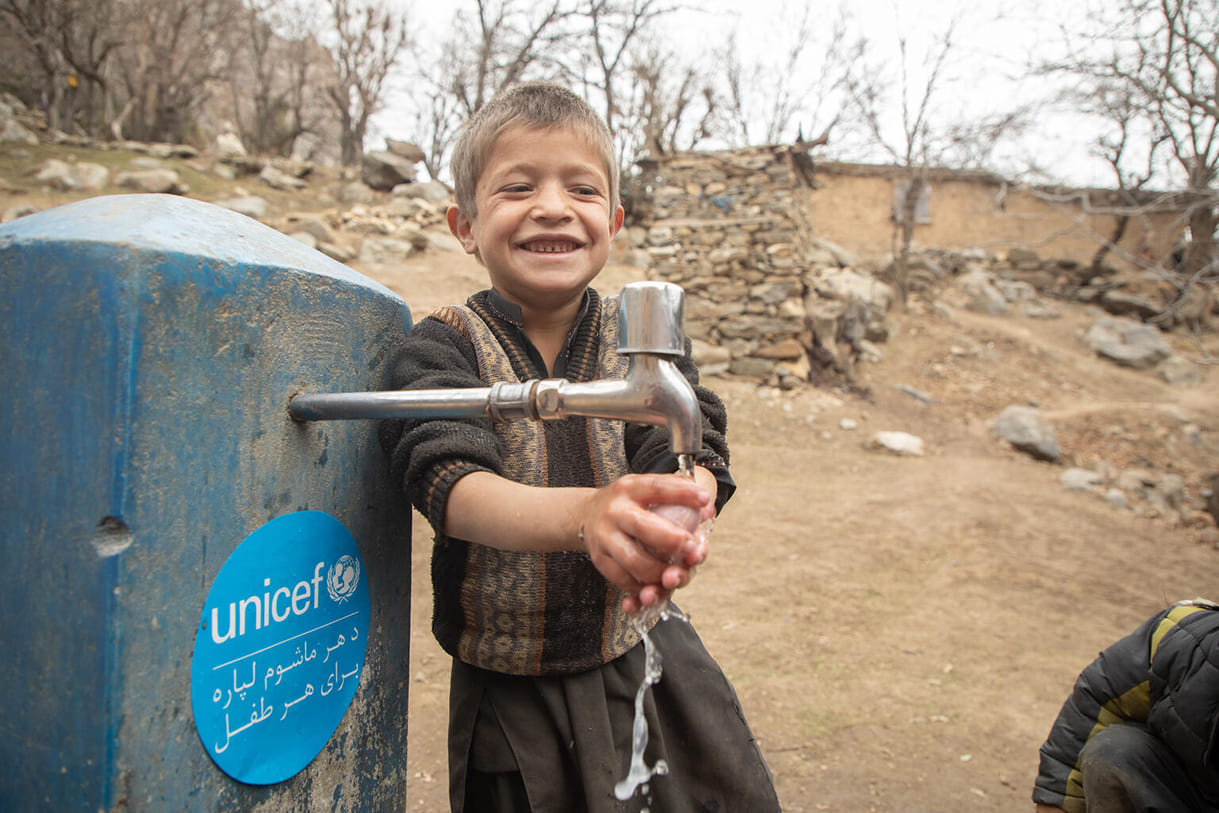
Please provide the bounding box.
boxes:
[753,338,805,360]
[338,182,375,204]
[427,232,458,252]
[213,196,269,219]
[287,231,317,249]
[287,214,336,244]
[385,196,431,218]
[392,180,450,203]
[691,339,731,374]
[728,357,776,379]
[115,168,187,195]
[868,431,925,456]
[1061,468,1104,491]
[960,268,1010,315]
[896,385,935,404]
[397,224,430,252]
[1160,355,1201,386]
[362,150,417,191]
[358,236,415,264]
[1006,246,1041,268]
[260,164,306,190]
[807,237,856,268]
[36,159,109,191]
[1099,290,1160,321]
[3,203,39,221]
[811,268,894,312]
[994,278,1037,302]
[993,405,1061,462]
[1,117,38,145]
[1083,317,1172,370]
[1022,301,1061,319]
[317,242,354,263]
[385,139,426,162]
[216,131,248,161]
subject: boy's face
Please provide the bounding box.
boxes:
[447,124,624,314]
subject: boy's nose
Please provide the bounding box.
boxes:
[532,183,572,220]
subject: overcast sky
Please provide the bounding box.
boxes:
[380,0,1113,187]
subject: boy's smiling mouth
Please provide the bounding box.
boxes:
[520,239,582,254]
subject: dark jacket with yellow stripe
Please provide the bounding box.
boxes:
[1033,599,1219,811]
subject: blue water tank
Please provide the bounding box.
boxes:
[0,195,414,810]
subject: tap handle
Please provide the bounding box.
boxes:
[616,281,686,356]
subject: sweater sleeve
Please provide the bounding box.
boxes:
[624,337,735,513]
[1032,609,1163,811]
[377,315,503,537]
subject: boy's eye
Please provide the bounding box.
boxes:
[503,183,532,193]
[572,185,601,197]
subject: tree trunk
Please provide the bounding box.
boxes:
[1091,214,1130,275]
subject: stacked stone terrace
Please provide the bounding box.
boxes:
[635,145,821,387]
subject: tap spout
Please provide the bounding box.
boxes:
[530,353,702,456]
[288,354,702,455]
[287,281,704,456]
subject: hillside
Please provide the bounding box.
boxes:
[4,138,1219,811]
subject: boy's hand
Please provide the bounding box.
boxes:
[577,472,713,609]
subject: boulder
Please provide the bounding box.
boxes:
[115,169,187,195]
[362,150,417,191]
[1083,317,1172,370]
[993,405,1061,462]
[36,159,109,191]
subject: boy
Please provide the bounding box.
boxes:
[380,81,779,812]
[1033,598,1219,813]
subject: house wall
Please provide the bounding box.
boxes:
[806,162,1182,269]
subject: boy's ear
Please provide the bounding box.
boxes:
[447,205,479,255]
[610,205,625,237]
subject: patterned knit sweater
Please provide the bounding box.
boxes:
[378,288,732,676]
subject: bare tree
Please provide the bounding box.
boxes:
[227,0,324,157]
[844,13,1030,305]
[401,40,467,181]
[716,5,862,148]
[449,0,578,118]
[610,40,716,221]
[399,0,576,181]
[568,0,672,135]
[108,0,241,143]
[1044,0,1218,324]
[51,0,125,137]
[842,20,957,305]
[619,41,715,159]
[0,0,85,133]
[323,0,409,165]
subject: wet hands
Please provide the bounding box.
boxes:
[578,473,714,613]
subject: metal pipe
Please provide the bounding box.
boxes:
[288,282,703,455]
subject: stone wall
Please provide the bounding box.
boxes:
[634,146,892,388]
[630,146,1196,388]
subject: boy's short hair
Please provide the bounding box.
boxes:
[450,81,619,218]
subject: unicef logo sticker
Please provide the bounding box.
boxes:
[190,511,370,785]
[327,555,361,603]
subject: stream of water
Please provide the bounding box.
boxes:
[613,453,710,809]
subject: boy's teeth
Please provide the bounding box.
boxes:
[525,240,576,253]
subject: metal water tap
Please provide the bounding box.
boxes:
[288,281,703,456]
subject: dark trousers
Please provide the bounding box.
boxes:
[1080,723,1219,813]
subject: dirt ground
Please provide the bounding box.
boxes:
[357,240,1219,812]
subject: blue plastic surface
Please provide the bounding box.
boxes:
[0,194,414,811]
